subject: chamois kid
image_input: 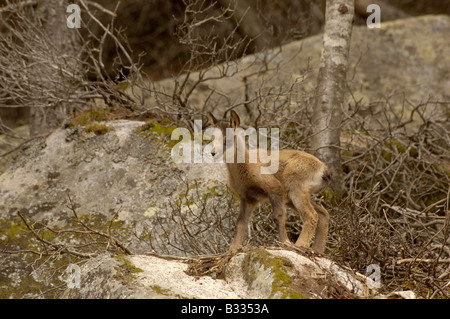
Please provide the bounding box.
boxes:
[207,111,331,253]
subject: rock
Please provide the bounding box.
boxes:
[374,290,417,299]
[61,253,239,299]
[0,119,228,298]
[133,15,449,131]
[0,125,29,174]
[387,290,417,299]
[60,248,375,299]
[0,118,226,236]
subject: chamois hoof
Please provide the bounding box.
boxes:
[294,241,313,252]
[228,245,243,255]
[280,240,296,249]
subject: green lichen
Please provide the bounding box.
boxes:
[69,108,109,127]
[150,285,171,296]
[0,216,87,298]
[136,120,179,149]
[85,124,110,135]
[137,120,176,136]
[114,255,144,283]
[242,248,309,299]
[175,182,232,210]
[74,213,131,235]
[148,123,176,136]
[0,216,28,246]
[381,138,419,162]
[150,285,185,298]
[0,273,44,299]
[1,211,137,298]
[0,216,42,298]
[116,255,143,273]
[0,215,42,251]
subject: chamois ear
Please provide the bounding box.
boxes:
[230,110,240,129]
[207,112,218,125]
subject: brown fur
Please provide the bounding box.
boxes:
[207,111,330,253]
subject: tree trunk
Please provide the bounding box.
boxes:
[311,0,354,193]
[29,0,79,136]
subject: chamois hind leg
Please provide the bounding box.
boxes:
[311,202,329,253]
[288,190,318,250]
[230,198,257,252]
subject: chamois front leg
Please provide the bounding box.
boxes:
[268,188,289,246]
[230,198,256,252]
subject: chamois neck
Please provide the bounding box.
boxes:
[225,133,250,169]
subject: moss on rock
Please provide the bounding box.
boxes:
[241,248,309,299]
[70,108,109,127]
[136,119,179,149]
[85,124,110,136]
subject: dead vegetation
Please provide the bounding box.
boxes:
[330,97,450,298]
[0,0,449,299]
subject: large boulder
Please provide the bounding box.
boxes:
[0,119,228,298]
[136,15,449,129]
[60,247,376,299]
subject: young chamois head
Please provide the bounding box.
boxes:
[206,110,241,160]
[207,111,279,174]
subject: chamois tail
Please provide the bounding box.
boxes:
[322,168,332,184]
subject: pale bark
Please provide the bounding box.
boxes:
[311,0,354,192]
[29,0,79,136]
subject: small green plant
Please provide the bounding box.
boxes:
[136,119,178,148]
[69,107,109,127]
[85,124,109,135]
